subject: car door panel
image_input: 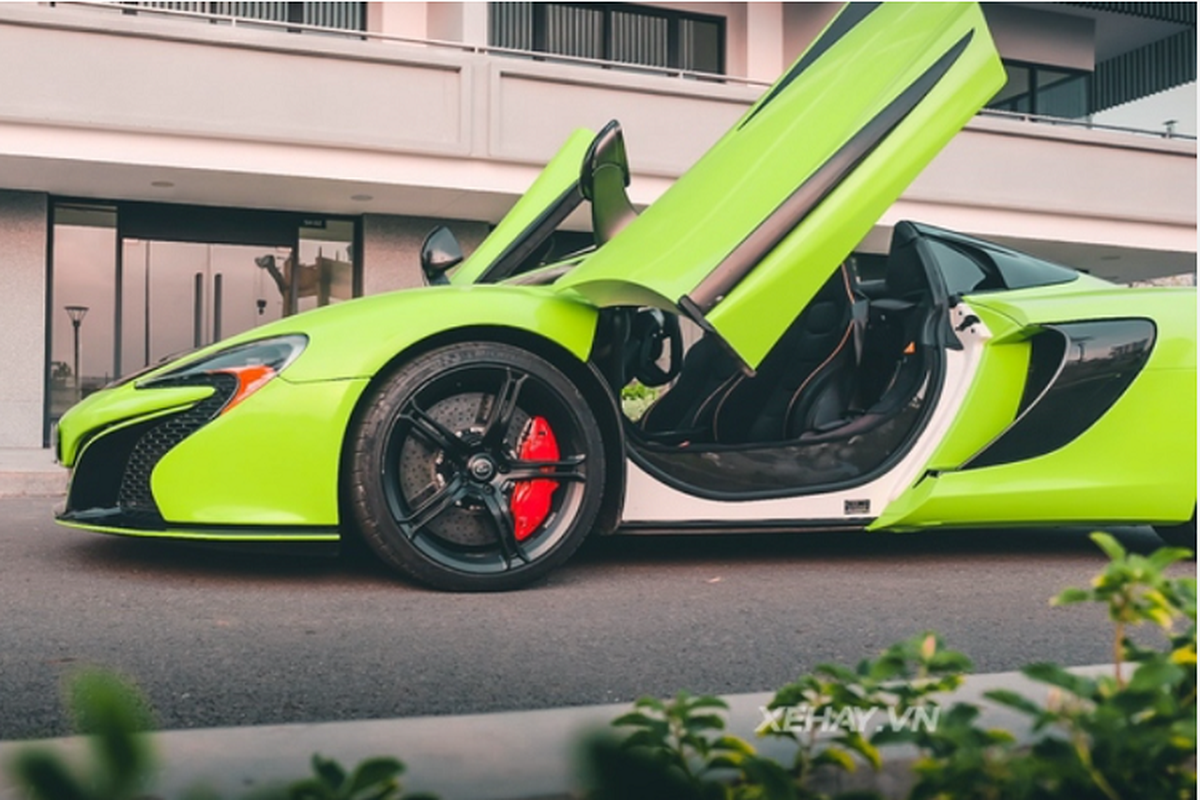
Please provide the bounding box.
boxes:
[556,2,1005,369]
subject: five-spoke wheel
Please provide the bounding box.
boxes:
[347,342,605,590]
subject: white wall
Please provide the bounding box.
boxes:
[0,191,48,448]
[1092,82,1197,137]
[362,215,488,295]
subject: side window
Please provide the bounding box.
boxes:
[983,248,1079,290]
[925,239,1003,296]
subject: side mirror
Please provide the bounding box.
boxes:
[420,226,463,286]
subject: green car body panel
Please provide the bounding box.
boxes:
[450,128,594,286]
[58,285,600,534]
[556,2,1005,369]
[873,286,1197,530]
[57,385,214,467]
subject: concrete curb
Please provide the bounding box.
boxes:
[0,449,66,497]
[0,665,1114,800]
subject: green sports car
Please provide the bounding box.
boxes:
[55,2,1196,590]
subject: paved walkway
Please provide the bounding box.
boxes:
[0,448,66,497]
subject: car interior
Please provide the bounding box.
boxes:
[428,120,950,497]
[569,122,946,497]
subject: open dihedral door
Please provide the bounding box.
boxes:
[554,2,1005,370]
[451,128,595,286]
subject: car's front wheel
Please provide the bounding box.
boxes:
[348,342,606,591]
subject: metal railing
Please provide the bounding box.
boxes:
[47,1,1199,142]
[978,107,1197,141]
[55,1,772,88]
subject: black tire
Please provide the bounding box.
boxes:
[348,342,606,591]
[1154,507,1197,554]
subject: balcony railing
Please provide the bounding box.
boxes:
[46,1,1200,142]
[978,108,1196,141]
[57,0,770,87]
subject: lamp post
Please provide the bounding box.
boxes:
[64,305,88,398]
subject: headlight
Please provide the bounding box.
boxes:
[105,347,199,390]
[138,334,307,413]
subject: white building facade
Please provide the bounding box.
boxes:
[0,1,1194,449]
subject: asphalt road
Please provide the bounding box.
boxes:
[0,495,1185,741]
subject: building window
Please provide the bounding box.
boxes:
[490,2,725,75]
[119,2,365,33]
[45,200,361,441]
[987,61,1089,119]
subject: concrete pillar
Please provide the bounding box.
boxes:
[460,2,489,48]
[0,191,48,448]
[366,2,429,41]
[426,2,488,46]
[362,215,489,296]
[744,3,785,82]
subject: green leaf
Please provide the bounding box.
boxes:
[634,695,667,713]
[8,748,89,800]
[684,713,727,732]
[345,756,404,796]
[1090,531,1127,561]
[983,689,1043,717]
[311,754,346,789]
[686,695,731,711]
[620,729,670,751]
[1051,587,1091,606]
[1127,659,1185,692]
[839,732,882,771]
[613,711,663,729]
[707,754,745,771]
[712,735,756,756]
[813,746,858,772]
[740,755,800,800]
[67,670,155,796]
[1147,546,1191,571]
[1022,663,1097,698]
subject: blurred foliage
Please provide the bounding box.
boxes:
[5,672,437,800]
[592,533,1197,800]
[620,380,661,421]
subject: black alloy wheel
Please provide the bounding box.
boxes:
[348,342,606,590]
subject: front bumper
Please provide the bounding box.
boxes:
[57,376,369,541]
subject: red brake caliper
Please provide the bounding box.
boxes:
[510,416,560,542]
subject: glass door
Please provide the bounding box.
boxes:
[48,200,361,444]
[119,240,294,372]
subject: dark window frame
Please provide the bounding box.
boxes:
[493,2,727,75]
[118,2,367,34]
[986,58,1091,117]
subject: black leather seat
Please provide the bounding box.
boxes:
[638,335,740,444]
[640,264,856,445]
[711,264,858,443]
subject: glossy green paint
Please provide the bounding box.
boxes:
[55,284,601,531]
[451,128,594,286]
[921,324,1030,472]
[75,284,601,389]
[152,377,368,526]
[972,286,1197,370]
[556,3,1005,368]
[874,285,1197,530]
[57,384,214,467]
